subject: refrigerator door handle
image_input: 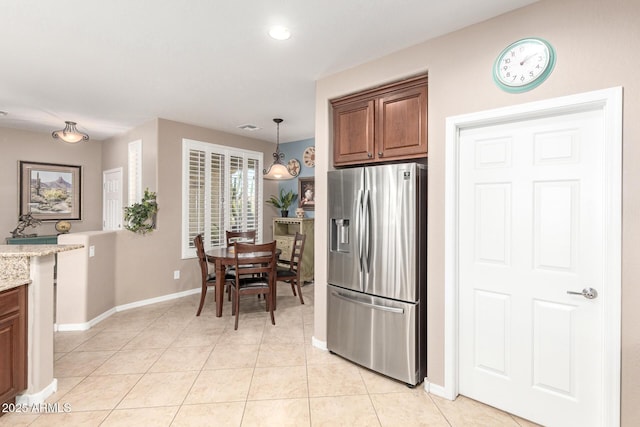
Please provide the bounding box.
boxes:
[331,291,405,314]
[363,189,371,272]
[356,189,365,272]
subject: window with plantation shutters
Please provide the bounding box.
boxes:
[182,139,263,258]
[128,140,142,206]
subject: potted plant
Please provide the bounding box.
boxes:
[266,188,298,217]
[124,188,158,234]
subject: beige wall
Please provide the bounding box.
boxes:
[0,127,103,236]
[101,118,279,306]
[314,0,640,423]
[57,231,117,325]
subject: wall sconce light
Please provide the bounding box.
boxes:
[52,121,89,143]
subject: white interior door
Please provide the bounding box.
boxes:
[103,168,123,231]
[458,109,607,426]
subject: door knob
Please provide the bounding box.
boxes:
[567,287,598,299]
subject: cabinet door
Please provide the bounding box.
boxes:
[333,98,375,166]
[0,287,27,404]
[376,83,427,160]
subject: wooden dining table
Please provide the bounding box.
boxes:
[205,246,281,317]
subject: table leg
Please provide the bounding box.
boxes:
[216,260,224,317]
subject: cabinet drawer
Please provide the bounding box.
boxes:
[0,287,21,318]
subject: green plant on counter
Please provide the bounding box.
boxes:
[124,188,158,234]
[266,188,298,217]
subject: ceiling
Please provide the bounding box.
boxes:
[0,0,536,143]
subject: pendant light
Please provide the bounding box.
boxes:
[52,121,89,143]
[263,118,297,180]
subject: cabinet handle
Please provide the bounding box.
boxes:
[378,151,383,157]
[367,152,373,158]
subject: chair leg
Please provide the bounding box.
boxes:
[196,285,207,316]
[295,279,304,305]
[231,287,236,315]
[290,280,297,297]
[267,292,275,325]
[234,289,240,330]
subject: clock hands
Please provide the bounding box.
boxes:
[519,51,542,66]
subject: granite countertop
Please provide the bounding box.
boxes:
[0,244,84,257]
[0,244,84,292]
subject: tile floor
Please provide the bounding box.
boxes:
[1,282,540,426]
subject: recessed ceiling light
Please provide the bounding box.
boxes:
[269,25,291,41]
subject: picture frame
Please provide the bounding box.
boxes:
[298,176,315,211]
[19,161,82,221]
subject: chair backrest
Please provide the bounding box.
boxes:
[234,241,277,281]
[288,232,306,273]
[194,234,208,282]
[226,230,256,247]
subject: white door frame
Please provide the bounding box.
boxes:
[442,87,622,425]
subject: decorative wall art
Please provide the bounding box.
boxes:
[19,161,82,221]
[298,177,315,211]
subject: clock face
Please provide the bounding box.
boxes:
[493,38,556,93]
[303,146,315,167]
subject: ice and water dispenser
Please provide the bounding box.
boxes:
[330,219,350,253]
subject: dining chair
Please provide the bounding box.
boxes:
[225,230,258,284]
[225,230,256,246]
[194,233,233,316]
[276,232,306,304]
[230,241,277,330]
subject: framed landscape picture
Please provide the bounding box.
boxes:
[19,161,82,221]
[298,177,315,211]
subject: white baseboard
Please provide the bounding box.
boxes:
[115,288,200,312]
[55,288,200,331]
[423,379,450,400]
[16,378,58,405]
[311,336,327,350]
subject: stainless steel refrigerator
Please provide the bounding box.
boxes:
[327,162,427,386]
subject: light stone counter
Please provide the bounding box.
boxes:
[0,243,83,404]
[0,244,83,292]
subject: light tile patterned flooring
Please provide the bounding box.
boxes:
[1,282,540,426]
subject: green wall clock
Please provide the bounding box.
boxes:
[493,37,556,93]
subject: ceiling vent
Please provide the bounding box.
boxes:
[238,124,260,131]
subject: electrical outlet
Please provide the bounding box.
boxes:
[173,270,180,280]
[89,246,95,257]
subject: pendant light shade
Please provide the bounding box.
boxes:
[263,118,297,180]
[52,121,89,143]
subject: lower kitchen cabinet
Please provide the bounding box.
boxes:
[0,285,27,405]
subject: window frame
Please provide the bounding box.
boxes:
[127,140,142,206]
[181,138,263,259]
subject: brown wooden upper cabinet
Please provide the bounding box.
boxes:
[332,75,427,167]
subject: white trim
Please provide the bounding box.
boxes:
[55,288,201,331]
[16,378,57,405]
[127,139,142,205]
[311,336,327,351]
[423,379,447,399]
[444,87,622,425]
[115,287,200,312]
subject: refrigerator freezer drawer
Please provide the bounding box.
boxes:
[327,285,423,386]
